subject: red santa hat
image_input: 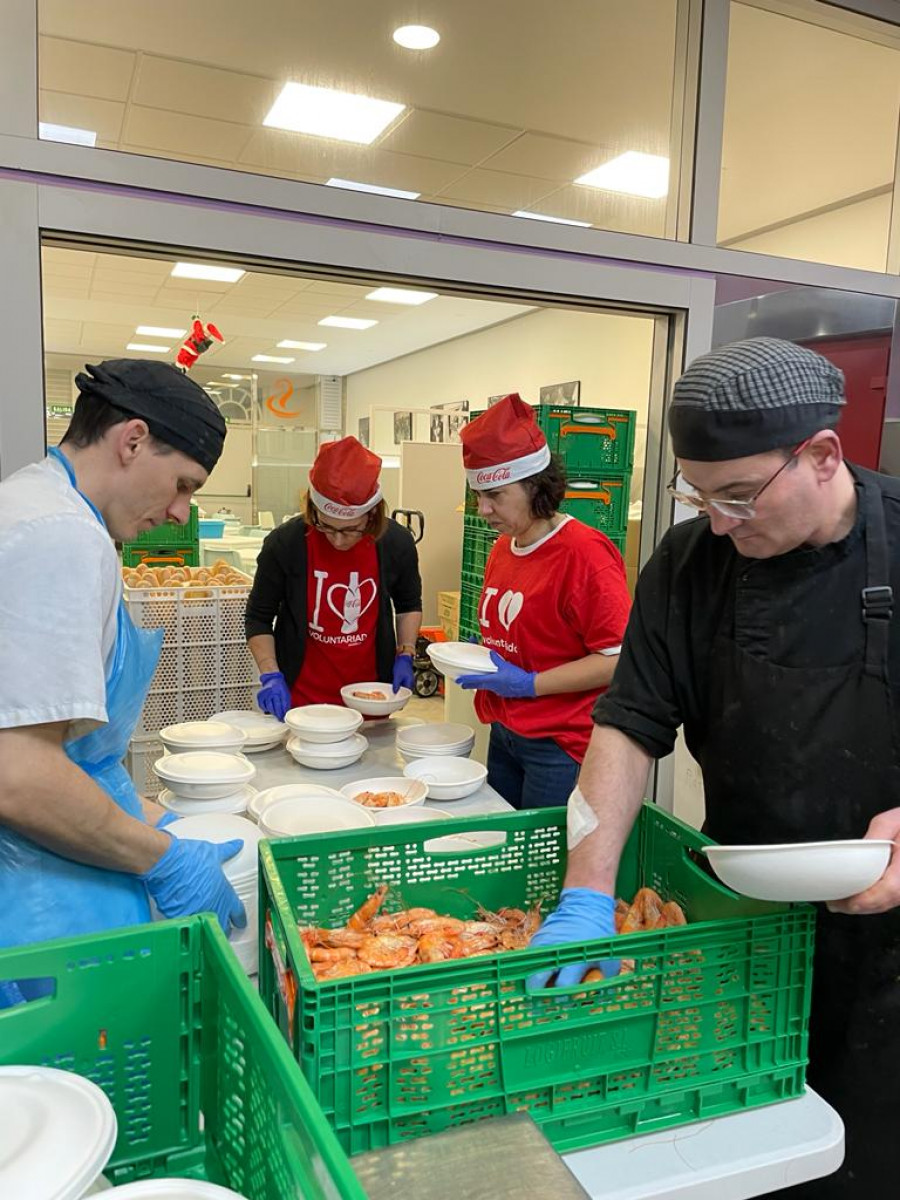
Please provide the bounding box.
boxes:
[308,437,383,520]
[460,394,550,490]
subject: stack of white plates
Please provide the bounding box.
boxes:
[165,814,264,975]
[248,783,345,824]
[157,785,256,817]
[285,733,368,770]
[396,722,475,762]
[209,709,287,754]
[284,704,363,743]
[403,756,488,800]
[152,752,256,802]
[426,641,498,683]
[159,721,247,756]
[258,795,375,838]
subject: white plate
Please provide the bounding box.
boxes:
[99,1181,247,1198]
[152,753,256,800]
[164,813,264,880]
[284,704,364,742]
[208,709,287,745]
[340,777,427,811]
[703,839,894,902]
[248,783,346,823]
[0,1066,117,1200]
[240,738,287,755]
[398,742,475,762]
[427,642,498,681]
[157,786,255,817]
[158,721,246,755]
[340,682,411,717]
[403,756,488,801]
[396,723,475,751]
[258,795,376,838]
[286,733,367,770]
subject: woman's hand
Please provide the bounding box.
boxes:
[456,650,536,698]
[257,671,291,720]
[828,806,900,915]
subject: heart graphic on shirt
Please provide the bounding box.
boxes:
[497,590,524,630]
[327,575,377,634]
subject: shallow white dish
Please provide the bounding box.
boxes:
[286,733,367,770]
[258,795,376,838]
[427,642,498,682]
[373,804,455,826]
[284,704,363,743]
[703,838,894,902]
[208,709,287,746]
[396,723,475,751]
[339,681,411,717]
[0,1065,117,1200]
[164,813,263,881]
[340,776,427,811]
[248,783,346,823]
[153,752,256,800]
[403,756,488,800]
[100,1181,247,1198]
[157,785,255,817]
[159,720,246,756]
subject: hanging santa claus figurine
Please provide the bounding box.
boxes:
[175,316,224,371]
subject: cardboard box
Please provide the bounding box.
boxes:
[437,589,460,640]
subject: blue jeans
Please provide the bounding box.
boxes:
[487,723,579,810]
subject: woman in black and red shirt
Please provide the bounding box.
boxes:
[245,437,422,716]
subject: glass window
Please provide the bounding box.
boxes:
[37,0,684,240]
[719,1,900,271]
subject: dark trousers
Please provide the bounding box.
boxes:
[486,723,579,810]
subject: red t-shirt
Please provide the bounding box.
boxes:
[474,516,631,762]
[291,527,380,706]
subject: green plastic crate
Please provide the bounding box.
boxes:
[0,917,364,1199]
[259,806,813,1157]
[128,504,199,549]
[461,523,499,578]
[559,473,631,536]
[467,406,637,473]
[121,543,200,569]
[458,579,482,641]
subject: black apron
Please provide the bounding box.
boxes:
[697,480,900,1198]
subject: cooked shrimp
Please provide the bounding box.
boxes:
[313,959,372,980]
[653,900,687,929]
[417,931,458,962]
[636,887,664,928]
[371,914,404,935]
[407,916,466,937]
[452,931,498,957]
[393,908,436,928]
[310,946,357,962]
[357,934,418,969]
[319,927,367,949]
[348,884,388,931]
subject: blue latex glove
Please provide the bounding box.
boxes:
[257,671,291,721]
[392,654,415,694]
[156,811,179,830]
[457,650,536,698]
[526,888,619,991]
[141,836,247,936]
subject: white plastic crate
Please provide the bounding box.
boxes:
[127,736,165,798]
[124,579,258,737]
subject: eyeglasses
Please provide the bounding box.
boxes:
[311,511,369,540]
[667,439,811,521]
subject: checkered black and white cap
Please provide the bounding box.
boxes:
[668,337,845,462]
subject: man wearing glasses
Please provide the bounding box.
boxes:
[528,337,900,1198]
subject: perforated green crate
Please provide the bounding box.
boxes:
[127,503,200,549]
[467,406,637,473]
[461,524,499,578]
[0,916,364,1198]
[559,473,631,535]
[259,805,814,1157]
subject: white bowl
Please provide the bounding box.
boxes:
[258,795,376,838]
[284,703,364,743]
[209,709,287,748]
[152,752,256,800]
[164,813,264,881]
[396,723,475,752]
[248,783,346,823]
[703,839,894,902]
[158,785,255,817]
[159,720,247,755]
[340,776,427,812]
[286,733,367,770]
[95,1181,247,1198]
[402,756,488,800]
[427,642,498,682]
[340,681,411,717]
[373,804,456,827]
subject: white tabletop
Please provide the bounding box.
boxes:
[251,715,844,1198]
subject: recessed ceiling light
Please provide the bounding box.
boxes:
[252,354,295,364]
[136,325,187,338]
[574,152,669,199]
[318,316,379,330]
[277,340,327,351]
[126,342,171,353]
[393,25,441,50]
[263,82,404,145]
[327,178,420,200]
[366,287,438,305]
[39,122,97,147]
[223,373,251,380]
[171,262,245,283]
[512,210,592,228]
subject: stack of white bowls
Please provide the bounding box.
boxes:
[209,709,287,754]
[153,751,257,817]
[249,782,345,824]
[164,813,264,976]
[426,641,498,683]
[396,722,475,762]
[284,704,367,770]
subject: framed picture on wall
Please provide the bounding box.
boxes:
[487,394,509,407]
[358,416,370,447]
[393,411,413,444]
[429,413,445,443]
[539,380,580,406]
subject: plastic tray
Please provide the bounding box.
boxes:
[0,916,364,1198]
[259,805,813,1157]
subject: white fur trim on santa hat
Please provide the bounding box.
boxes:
[465,443,551,490]
[309,482,383,520]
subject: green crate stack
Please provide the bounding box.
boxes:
[468,405,636,475]
[559,474,630,537]
[260,804,813,1156]
[0,916,364,1198]
[121,503,199,562]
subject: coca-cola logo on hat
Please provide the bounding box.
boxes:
[323,500,355,518]
[476,466,512,485]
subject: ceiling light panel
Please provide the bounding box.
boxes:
[574,152,669,199]
[170,262,246,283]
[252,354,296,363]
[126,342,171,353]
[136,325,186,338]
[277,340,327,350]
[512,210,592,227]
[39,122,97,146]
[263,82,404,145]
[326,178,420,199]
[366,287,438,305]
[318,316,379,330]
[393,25,441,50]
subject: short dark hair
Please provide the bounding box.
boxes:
[521,452,567,518]
[60,392,173,454]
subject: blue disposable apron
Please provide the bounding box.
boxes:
[0,449,163,970]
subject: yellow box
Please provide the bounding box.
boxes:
[437,590,460,639]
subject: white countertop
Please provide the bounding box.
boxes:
[251,715,844,1199]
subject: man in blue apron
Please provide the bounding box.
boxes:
[0,359,245,985]
[529,338,900,1196]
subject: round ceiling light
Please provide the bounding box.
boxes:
[393,25,440,50]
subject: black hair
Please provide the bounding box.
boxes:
[60,392,173,453]
[521,452,567,518]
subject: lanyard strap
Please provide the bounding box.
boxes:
[861,478,893,680]
[48,446,106,528]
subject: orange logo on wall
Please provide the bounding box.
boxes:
[265,378,300,418]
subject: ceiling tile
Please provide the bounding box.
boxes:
[437,168,559,209]
[344,147,467,194]
[133,56,280,125]
[480,133,609,182]
[42,247,96,273]
[122,106,251,160]
[40,91,125,143]
[534,183,666,236]
[381,111,522,166]
[39,36,135,102]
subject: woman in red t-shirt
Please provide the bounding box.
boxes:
[245,437,422,716]
[456,396,631,809]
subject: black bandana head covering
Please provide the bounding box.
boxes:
[74,358,226,473]
[668,337,846,462]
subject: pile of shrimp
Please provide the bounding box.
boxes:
[299,884,542,981]
[577,887,689,983]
